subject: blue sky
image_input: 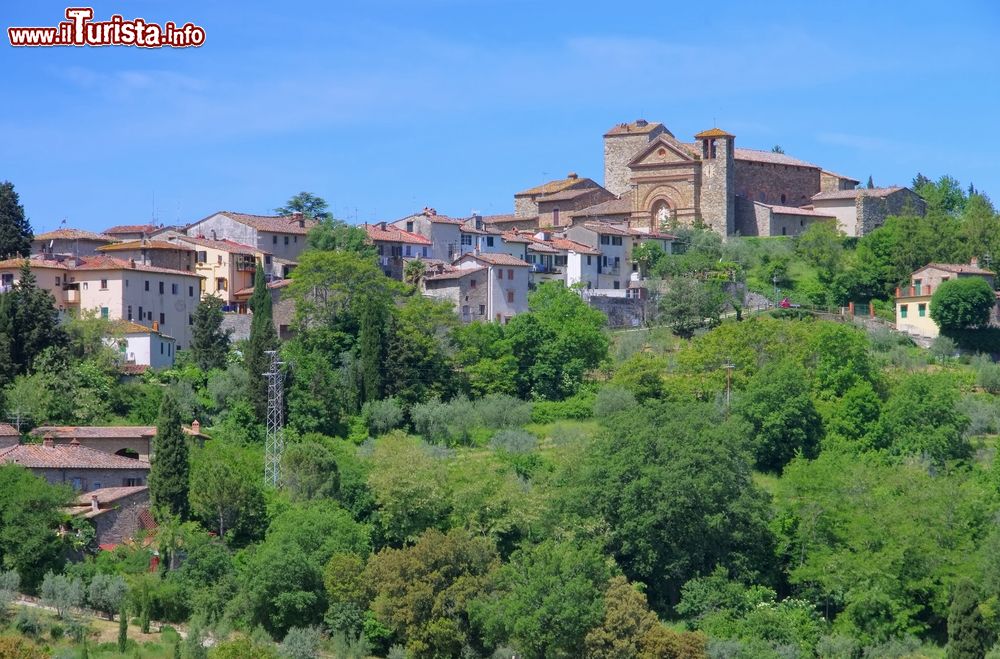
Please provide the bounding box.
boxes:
[3,1,999,233]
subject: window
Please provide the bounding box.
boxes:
[123,477,142,487]
[900,304,908,318]
[294,236,298,243]
[284,236,289,245]
[127,305,133,321]
[100,307,109,319]
[144,280,150,291]
[197,250,207,263]
[613,281,620,290]
[587,255,592,265]
[171,283,178,295]
[553,208,560,225]
[217,277,228,291]
[159,312,165,326]
[273,235,278,244]
[600,235,610,245]
[55,276,60,285]
[406,221,414,232]
[479,304,485,315]
[486,236,494,247]
[612,236,622,246]
[189,285,194,297]
[71,477,83,491]
[99,279,108,290]
[507,269,514,279]
[461,234,473,246]
[188,314,193,326]
[217,254,223,265]
[160,343,164,355]
[781,227,787,236]
[265,255,272,264]
[138,305,143,320]
[422,247,428,257]
[506,291,514,303]
[781,193,787,204]
[158,281,164,294]
[405,245,411,257]
[758,192,766,202]
[496,268,503,280]
[82,282,88,290]
[918,303,927,317]
[470,279,476,289]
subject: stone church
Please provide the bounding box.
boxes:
[496,119,923,238]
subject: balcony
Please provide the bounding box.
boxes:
[531,263,562,274]
[62,284,80,305]
[896,285,932,298]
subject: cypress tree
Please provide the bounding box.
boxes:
[190,294,231,371]
[866,175,875,189]
[11,261,65,373]
[149,390,190,520]
[0,182,32,259]
[117,604,128,653]
[947,579,991,659]
[245,262,278,421]
[357,294,386,404]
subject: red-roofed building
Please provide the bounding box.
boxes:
[102,224,161,241]
[0,255,203,348]
[64,486,151,548]
[31,228,117,258]
[1,436,150,491]
[185,211,316,268]
[364,222,432,279]
[96,239,197,272]
[452,252,531,322]
[810,186,926,236]
[895,259,999,339]
[391,208,469,263]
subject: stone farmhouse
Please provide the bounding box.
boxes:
[183,211,316,278]
[31,228,116,258]
[30,421,210,463]
[64,485,154,549]
[0,435,150,491]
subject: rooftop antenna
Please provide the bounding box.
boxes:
[263,350,285,487]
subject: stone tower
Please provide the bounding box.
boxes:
[695,127,735,236]
[603,120,667,196]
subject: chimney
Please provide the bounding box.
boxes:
[129,258,136,268]
[90,495,99,512]
[378,221,387,230]
[971,257,979,267]
[69,438,80,447]
[191,420,200,434]
[567,172,578,180]
[43,435,54,448]
[635,119,648,127]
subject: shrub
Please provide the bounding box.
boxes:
[13,608,41,637]
[594,386,638,418]
[475,394,532,430]
[362,398,404,436]
[0,570,19,618]
[87,574,127,620]
[530,390,595,423]
[489,429,538,454]
[40,572,83,619]
[931,277,995,330]
[976,358,1000,393]
[279,626,322,659]
[930,335,958,361]
[410,397,477,446]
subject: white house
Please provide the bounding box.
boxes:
[106,321,177,369]
[453,252,531,323]
[392,208,467,262]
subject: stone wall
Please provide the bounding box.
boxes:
[632,166,699,230]
[604,127,665,195]
[734,197,769,236]
[587,295,651,328]
[856,189,927,235]
[538,188,616,228]
[820,171,857,193]
[89,489,150,546]
[187,215,258,249]
[514,197,539,218]
[221,314,251,342]
[34,467,148,491]
[734,161,820,208]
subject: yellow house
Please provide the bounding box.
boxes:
[165,235,260,311]
[895,260,996,339]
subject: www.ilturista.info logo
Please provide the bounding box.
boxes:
[8,8,206,48]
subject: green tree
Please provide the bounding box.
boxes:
[659,277,723,339]
[0,182,32,259]
[577,402,775,613]
[281,440,340,502]
[947,580,991,659]
[403,259,426,287]
[236,540,326,638]
[631,242,666,277]
[245,262,278,420]
[735,360,822,472]
[40,571,83,619]
[275,191,332,220]
[149,390,190,520]
[866,175,875,189]
[1,263,67,377]
[473,538,612,659]
[265,501,370,567]
[931,277,996,331]
[189,442,267,545]
[871,373,970,463]
[0,466,71,591]
[190,295,231,371]
[357,294,386,404]
[364,528,497,658]
[915,175,967,216]
[795,221,844,283]
[87,574,127,619]
[305,218,374,257]
[117,604,128,653]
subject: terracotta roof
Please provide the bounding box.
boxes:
[172,235,260,253]
[0,424,18,437]
[72,486,148,507]
[103,224,159,235]
[812,187,905,201]
[32,426,156,439]
[460,252,531,267]
[922,263,996,276]
[526,240,559,254]
[582,222,634,236]
[604,120,666,137]
[197,211,317,235]
[694,127,734,138]
[821,170,860,183]
[763,204,837,218]
[120,364,149,375]
[734,148,819,169]
[97,240,192,253]
[548,238,601,255]
[501,231,533,244]
[482,214,537,225]
[571,194,633,218]
[34,229,116,242]
[234,278,292,297]
[424,266,486,282]
[364,224,432,245]
[632,229,679,240]
[537,187,603,203]
[0,255,202,278]
[0,442,151,470]
[515,174,594,197]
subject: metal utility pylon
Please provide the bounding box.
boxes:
[263,350,285,487]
